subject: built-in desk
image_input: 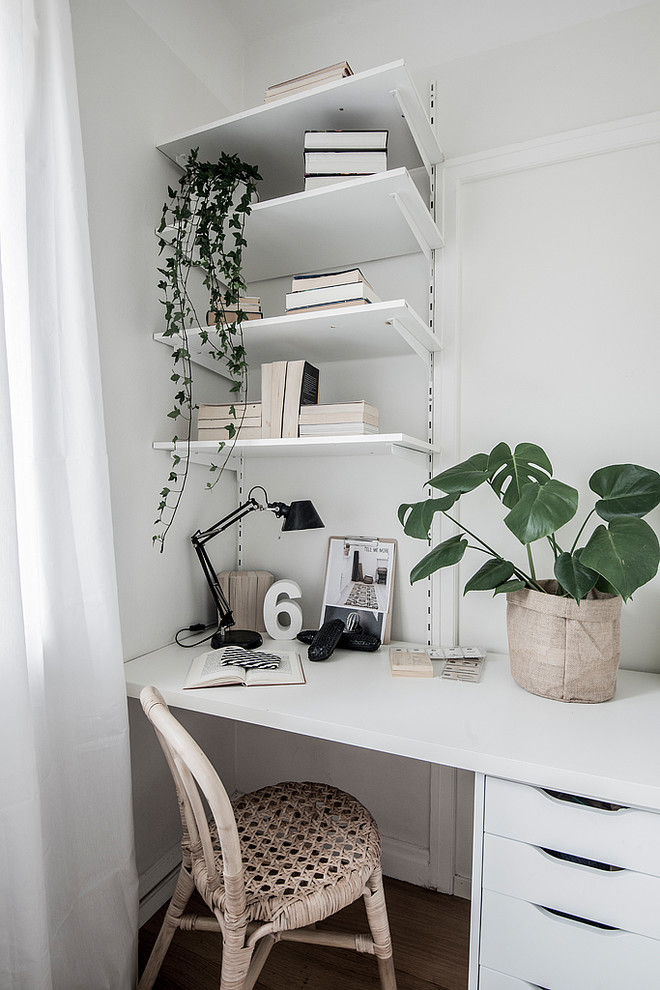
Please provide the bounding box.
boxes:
[125,641,660,989]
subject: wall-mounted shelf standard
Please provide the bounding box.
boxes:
[154,299,440,374]
[161,169,443,282]
[156,60,444,201]
[154,434,439,471]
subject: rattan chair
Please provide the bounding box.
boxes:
[139,686,397,990]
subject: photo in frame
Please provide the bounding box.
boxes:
[320,537,396,643]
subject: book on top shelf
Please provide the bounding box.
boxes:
[304,174,362,191]
[264,61,353,101]
[184,647,305,689]
[286,298,375,314]
[304,130,389,150]
[304,150,387,176]
[291,268,365,291]
[286,279,379,312]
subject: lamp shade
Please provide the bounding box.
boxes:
[281,499,324,532]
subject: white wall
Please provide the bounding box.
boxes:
[70,0,660,909]
[445,133,660,670]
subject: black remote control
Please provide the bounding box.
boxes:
[298,628,381,652]
[307,619,345,661]
[340,631,381,652]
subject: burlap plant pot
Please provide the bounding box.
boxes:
[506,580,623,703]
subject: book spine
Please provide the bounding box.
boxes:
[303,130,389,150]
[261,361,287,438]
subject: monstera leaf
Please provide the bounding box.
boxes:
[428,453,490,495]
[410,534,468,584]
[580,517,660,601]
[463,557,516,594]
[398,495,458,540]
[488,442,554,509]
[554,550,599,602]
[590,464,660,521]
[504,479,579,545]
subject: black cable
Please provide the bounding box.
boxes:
[174,622,215,648]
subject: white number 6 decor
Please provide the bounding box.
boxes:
[263,579,304,640]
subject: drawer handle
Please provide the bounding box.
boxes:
[539,904,620,932]
[542,788,626,813]
[541,846,623,872]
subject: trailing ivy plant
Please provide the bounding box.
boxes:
[399,442,660,602]
[154,148,261,550]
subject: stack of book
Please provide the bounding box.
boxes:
[285,268,380,314]
[206,297,263,326]
[261,360,320,439]
[298,401,379,437]
[303,129,388,190]
[197,402,262,441]
[264,61,353,103]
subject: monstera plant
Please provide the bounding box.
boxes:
[399,442,660,603]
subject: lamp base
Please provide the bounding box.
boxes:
[211,627,263,650]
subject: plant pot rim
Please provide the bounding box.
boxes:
[506,579,622,621]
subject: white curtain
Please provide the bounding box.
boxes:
[0,1,138,988]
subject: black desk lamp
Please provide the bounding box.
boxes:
[191,485,324,650]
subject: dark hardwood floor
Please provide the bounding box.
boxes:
[138,877,470,990]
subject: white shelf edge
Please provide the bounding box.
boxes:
[156,59,443,169]
[154,433,439,469]
[153,299,441,372]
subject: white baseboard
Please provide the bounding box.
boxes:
[381,834,434,888]
[138,843,182,927]
[452,874,471,899]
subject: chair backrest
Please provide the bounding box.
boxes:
[140,686,246,915]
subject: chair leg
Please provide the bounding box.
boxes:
[219,939,255,990]
[363,868,398,990]
[138,864,196,990]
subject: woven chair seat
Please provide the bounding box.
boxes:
[138,688,397,990]
[193,781,382,932]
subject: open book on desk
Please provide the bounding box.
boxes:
[184,647,305,689]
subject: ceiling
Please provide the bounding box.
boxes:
[221,0,653,55]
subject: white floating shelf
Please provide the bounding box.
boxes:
[154,434,438,470]
[154,299,440,373]
[160,169,443,282]
[156,60,444,201]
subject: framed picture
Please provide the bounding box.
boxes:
[320,536,396,643]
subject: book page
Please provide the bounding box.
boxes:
[184,649,305,689]
[184,650,245,689]
[245,651,305,686]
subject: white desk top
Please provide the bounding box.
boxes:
[125,641,660,813]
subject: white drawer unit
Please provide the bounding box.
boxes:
[479,967,550,990]
[471,775,660,990]
[484,776,660,876]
